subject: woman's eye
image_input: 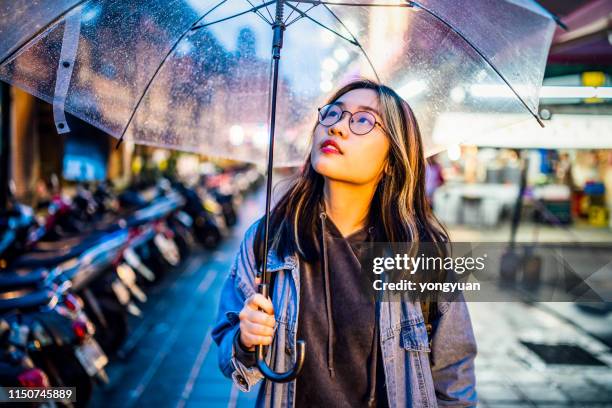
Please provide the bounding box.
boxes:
[357,116,374,125]
[327,110,338,118]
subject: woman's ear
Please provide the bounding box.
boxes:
[384,160,391,176]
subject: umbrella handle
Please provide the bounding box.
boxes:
[255,283,306,383]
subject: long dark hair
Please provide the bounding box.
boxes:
[254,79,448,269]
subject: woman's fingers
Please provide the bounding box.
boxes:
[238,283,276,349]
[245,293,274,315]
[242,320,275,336]
[241,332,273,347]
[239,308,276,328]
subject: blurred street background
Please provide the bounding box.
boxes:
[0,0,611,407]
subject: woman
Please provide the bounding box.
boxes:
[212,79,477,407]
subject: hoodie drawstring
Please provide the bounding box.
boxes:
[319,211,335,378]
[366,226,378,407]
[319,211,381,404]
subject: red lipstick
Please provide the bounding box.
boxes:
[320,139,342,155]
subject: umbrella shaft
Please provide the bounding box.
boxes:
[261,0,285,284]
[272,0,285,58]
[272,27,283,59]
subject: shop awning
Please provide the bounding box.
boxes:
[432,112,612,150]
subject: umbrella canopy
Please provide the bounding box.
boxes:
[0,0,557,166]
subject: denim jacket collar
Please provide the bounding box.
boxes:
[264,245,297,273]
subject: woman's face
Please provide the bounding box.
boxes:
[311,88,390,185]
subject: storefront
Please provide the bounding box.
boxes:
[430,142,612,232]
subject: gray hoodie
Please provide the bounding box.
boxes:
[212,219,478,407]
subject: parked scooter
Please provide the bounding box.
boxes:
[0,280,108,407]
[173,181,222,250]
[0,165,260,406]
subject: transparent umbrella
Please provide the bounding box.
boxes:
[0,0,559,165]
[0,0,560,381]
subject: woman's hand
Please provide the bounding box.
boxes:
[238,277,276,351]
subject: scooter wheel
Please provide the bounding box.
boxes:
[197,225,221,250]
[91,294,129,354]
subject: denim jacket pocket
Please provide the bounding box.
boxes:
[399,319,431,352]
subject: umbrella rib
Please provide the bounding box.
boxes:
[293,0,545,126]
[0,0,92,67]
[285,2,319,26]
[316,2,382,83]
[290,0,567,28]
[284,3,356,46]
[532,0,568,30]
[192,1,276,30]
[244,0,273,24]
[283,2,300,24]
[116,0,239,148]
[410,0,545,127]
[290,1,415,7]
[260,0,276,23]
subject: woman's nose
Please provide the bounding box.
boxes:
[328,113,350,138]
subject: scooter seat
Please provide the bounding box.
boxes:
[0,289,56,314]
[0,268,47,291]
[12,229,121,268]
[31,231,105,253]
[32,234,91,252]
[11,247,83,269]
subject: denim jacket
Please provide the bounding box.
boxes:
[212,221,478,407]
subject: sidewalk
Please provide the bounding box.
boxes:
[471,301,612,407]
[449,221,612,361]
[90,191,265,408]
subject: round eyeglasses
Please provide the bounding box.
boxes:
[317,104,386,135]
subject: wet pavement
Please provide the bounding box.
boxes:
[90,190,265,408]
[91,188,612,408]
[471,301,612,407]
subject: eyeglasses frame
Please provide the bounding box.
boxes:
[317,104,388,135]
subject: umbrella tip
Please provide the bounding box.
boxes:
[553,15,568,31]
[532,0,568,30]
